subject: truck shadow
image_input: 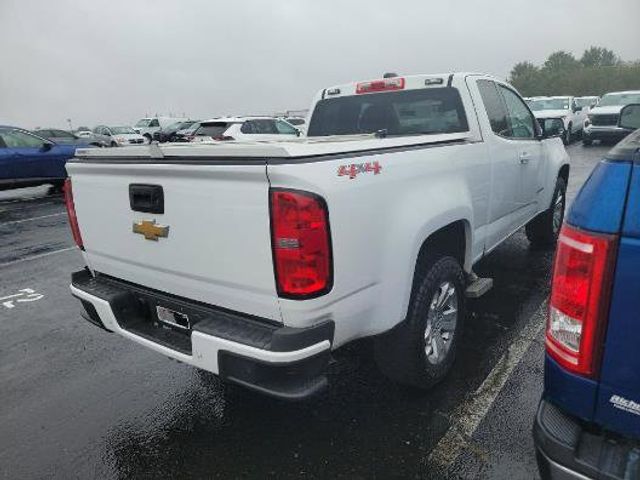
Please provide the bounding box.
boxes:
[101,230,554,479]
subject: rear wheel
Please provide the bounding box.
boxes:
[374,255,465,389]
[526,176,567,247]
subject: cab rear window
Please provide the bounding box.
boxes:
[307,87,468,137]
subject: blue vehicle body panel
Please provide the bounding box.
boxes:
[622,162,640,238]
[566,160,632,234]
[0,147,17,180]
[594,235,640,439]
[12,145,75,179]
[544,355,600,421]
[546,129,640,441]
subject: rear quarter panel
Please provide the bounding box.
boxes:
[594,161,640,439]
[268,140,491,347]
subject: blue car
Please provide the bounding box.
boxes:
[535,105,640,479]
[0,126,78,191]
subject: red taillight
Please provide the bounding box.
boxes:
[356,77,405,94]
[546,224,617,377]
[63,178,84,250]
[270,189,332,298]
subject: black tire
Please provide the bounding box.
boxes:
[563,124,572,145]
[374,256,465,389]
[110,141,118,147]
[144,134,152,144]
[525,176,567,247]
[583,137,592,146]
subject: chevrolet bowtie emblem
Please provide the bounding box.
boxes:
[132,220,170,241]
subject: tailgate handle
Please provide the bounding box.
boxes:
[129,184,164,214]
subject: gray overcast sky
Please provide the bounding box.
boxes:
[1,0,639,129]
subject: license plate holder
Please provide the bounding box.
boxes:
[155,305,191,331]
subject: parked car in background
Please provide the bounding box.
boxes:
[35,128,105,147]
[534,104,640,480]
[191,117,300,142]
[0,126,77,191]
[173,122,201,142]
[583,90,640,146]
[575,95,600,110]
[281,117,306,134]
[93,126,148,147]
[66,72,569,399]
[528,96,588,145]
[134,116,188,143]
[152,120,199,143]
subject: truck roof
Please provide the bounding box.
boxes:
[320,72,491,97]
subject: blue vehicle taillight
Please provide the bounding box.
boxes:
[546,224,617,378]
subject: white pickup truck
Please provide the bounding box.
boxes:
[66,73,569,399]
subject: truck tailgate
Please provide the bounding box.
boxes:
[66,160,281,322]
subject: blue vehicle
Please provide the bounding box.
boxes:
[0,126,78,191]
[534,105,640,479]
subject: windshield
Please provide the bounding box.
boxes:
[575,97,596,108]
[308,87,468,137]
[111,126,136,134]
[528,98,570,111]
[135,119,151,127]
[599,93,640,107]
[164,121,185,131]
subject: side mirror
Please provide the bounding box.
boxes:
[40,142,53,152]
[619,104,640,131]
[295,128,301,137]
[540,118,565,139]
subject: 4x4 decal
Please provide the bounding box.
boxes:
[337,161,382,180]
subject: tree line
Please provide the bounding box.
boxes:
[509,46,640,97]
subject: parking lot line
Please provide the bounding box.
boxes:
[0,212,66,226]
[0,246,77,268]
[427,301,546,470]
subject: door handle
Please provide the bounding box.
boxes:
[519,152,531,164]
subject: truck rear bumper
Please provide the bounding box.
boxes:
[534,398,640,479]
[70,269,334,400]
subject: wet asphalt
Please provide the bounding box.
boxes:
[0,142,610,479]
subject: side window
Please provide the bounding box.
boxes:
[249,120,278,134]
[240,121,254,134]
[275,120,298,135]
[0,130,47,148]
[498,85,536,139]
[149,119,160,127]
[477,80,509,137]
